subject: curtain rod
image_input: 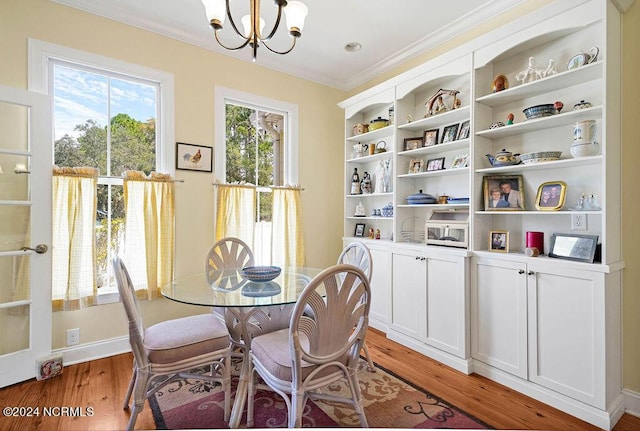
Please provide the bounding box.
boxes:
[102,175,185,183]
[212,181,304,191]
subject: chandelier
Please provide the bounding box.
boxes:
[201,0,308,62]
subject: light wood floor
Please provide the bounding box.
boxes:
[0,328,638,431]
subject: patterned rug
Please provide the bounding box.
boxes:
[149,359,491,429]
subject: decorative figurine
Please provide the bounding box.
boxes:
[424,88,460,117]
[375,229,381,240]
[515,56,543,84]
[360,171,372,194]
[492,74,509,92]
[354,201,366,217]
[368,228,375,239]
[506,113,514,125]
[541,59,558,78]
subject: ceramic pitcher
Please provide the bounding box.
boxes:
[572,120,597,143]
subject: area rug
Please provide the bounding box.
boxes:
[149,359,492,429]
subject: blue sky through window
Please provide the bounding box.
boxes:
[53,64,156,140]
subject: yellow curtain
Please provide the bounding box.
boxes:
[272,187,305,268]
[51,167,99,311]
[215,183,256,247]
[123,171,175,300]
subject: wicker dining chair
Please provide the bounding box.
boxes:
[338,241,376,372]
[247,263,371,428]
[113,257,232,431]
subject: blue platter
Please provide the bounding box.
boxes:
[241,266,281,282]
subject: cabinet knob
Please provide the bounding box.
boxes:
[518,269,525,274]
[421,257,426,261]
[415,256,420,260]
[528,270,535,275]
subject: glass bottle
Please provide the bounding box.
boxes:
[351,168,361,194]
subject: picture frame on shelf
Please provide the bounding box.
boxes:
[408,159,424,174]
[354,223,366,237]
[176,142,213,172]
[423,129,439,147]
[457,120,470,140]
[450,153,469,169]
[549,233,599,263]
[483,174,525,211]
[404,137,423,151]
[489,230,509,252]
[426,157,445,171]
[441,123,459,143]
[535,181,567,211]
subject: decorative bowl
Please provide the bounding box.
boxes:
[241,266,281,282]
[522,104,557,120]
[519,151,562,164]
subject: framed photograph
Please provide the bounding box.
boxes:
[408,159,424,174]
[176,142,213,172]
[535,181,567,211]
[426,157,445,171]
[450,153,469,169]
[489,230,509,252]
[457,120,470,140]
[403,137,423,151]
[441,123,460,144]
[483,174,525,211]
[423,129,439,147]
[354,223,366,237]
[549,233,599,263]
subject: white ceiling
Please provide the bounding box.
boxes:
[51,0,526,91]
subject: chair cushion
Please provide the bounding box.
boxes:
[144,314,230,364]
[251,329,346,382]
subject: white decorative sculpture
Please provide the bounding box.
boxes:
[515,56,543,84]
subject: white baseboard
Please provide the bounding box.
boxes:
[472,360,623,431]
[623,388,640,418]
[53,336,131,367]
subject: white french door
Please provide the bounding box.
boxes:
[0,84,52,387]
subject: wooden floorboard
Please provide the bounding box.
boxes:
[0,328,638,430]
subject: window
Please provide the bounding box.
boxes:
[215,87,298,264]
[29,40,175,299]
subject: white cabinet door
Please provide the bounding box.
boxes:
[527,263,608,408]
[425,253,467,358]
[368,245,392,330]
[471,256,528,379]
[391,251,426,340]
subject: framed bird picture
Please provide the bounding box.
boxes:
[176,142,213,172]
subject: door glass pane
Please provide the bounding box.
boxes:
[0,154,30,201]
[0,307,30,355]
[0,100,28,152]
[0,205,30,252]
[0,255,30,304]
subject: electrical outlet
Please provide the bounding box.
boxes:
[572,214,587,231]
[66,328,80,346]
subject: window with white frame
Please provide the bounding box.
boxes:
[215,87,298,264]
[29,40,175,298]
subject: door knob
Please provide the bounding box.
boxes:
[21,244,48,254]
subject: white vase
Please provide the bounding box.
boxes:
[570,140,599,157]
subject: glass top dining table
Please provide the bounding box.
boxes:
[160,266,324,308]
[160,265,324,428]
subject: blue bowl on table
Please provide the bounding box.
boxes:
[241,266,281,282]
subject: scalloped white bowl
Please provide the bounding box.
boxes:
[519,151,562,164]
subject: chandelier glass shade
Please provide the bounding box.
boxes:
[201,0,308,61]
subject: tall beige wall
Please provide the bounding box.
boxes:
[0,0,346,348]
